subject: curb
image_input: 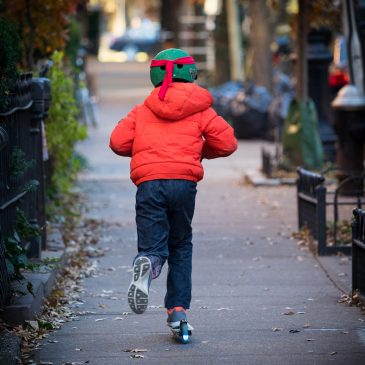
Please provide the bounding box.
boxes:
[0,250,66,326]
[244,169,297,186]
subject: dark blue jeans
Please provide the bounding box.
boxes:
[135,179,197,309]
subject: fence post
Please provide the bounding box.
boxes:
[352,208,360,292]
[30,77,51,252]
[0,127,9,305]
[352,208,365,295]
[316,184,327,256]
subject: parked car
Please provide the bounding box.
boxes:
[109,22,161,60]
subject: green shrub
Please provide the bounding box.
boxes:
[46,51,87,196]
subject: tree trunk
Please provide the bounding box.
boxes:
[25,0,36,70]
[296,0,308,102]
[160,0,182,48]
[226,0,244,81]
[249,0,273,92]
[213,0,230,85]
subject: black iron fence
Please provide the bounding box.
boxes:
[297,167,364,255]
[0,74,50,305]
[261,148,273,178]
[352,208,365,297]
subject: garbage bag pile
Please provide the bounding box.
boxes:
[210,72,295,140]
[209,81,244,120]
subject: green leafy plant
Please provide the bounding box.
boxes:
[4,231,28,279]
[4,208,41,294]
[23,179,40,193]
[16,207,40,242]
[25,256,61,272]
[9,147,34,178]
[46,51,87,197]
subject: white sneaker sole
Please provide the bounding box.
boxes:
[127,257,151,314]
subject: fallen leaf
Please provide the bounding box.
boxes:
[124,349,148,353]
[272,328,283,332]
[25,320,39,331]
[83,246,105,257]
[289,329,300,333]
[282,311,296,316]
[330,351,337,356]
[130,355,144,359]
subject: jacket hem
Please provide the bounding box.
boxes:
[133,175,200,186]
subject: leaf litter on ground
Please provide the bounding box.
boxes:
[0,207,105,363]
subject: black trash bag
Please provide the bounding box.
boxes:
[210,81,244,120]
[229,83,272,139]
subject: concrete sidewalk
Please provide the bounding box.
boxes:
[35,61,365,365]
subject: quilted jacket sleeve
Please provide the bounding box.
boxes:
[109,107,137,157]
[202,108,237,159]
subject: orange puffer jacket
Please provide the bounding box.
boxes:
[109,82,237,186]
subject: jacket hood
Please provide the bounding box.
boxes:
[144,83,213,120]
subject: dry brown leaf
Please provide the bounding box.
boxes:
[130,354,144,359]
[124,349,148,353]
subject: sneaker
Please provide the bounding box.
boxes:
[127,256,151,314]
[167,307,194,332]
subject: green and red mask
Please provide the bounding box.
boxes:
[150,48,197,100]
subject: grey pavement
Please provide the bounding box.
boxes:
[35,60,365,365]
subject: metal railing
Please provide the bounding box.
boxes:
[296,167,364,255]
[0,74,50,305]
[352,208,365,296]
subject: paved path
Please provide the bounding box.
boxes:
[35,61,365,365]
